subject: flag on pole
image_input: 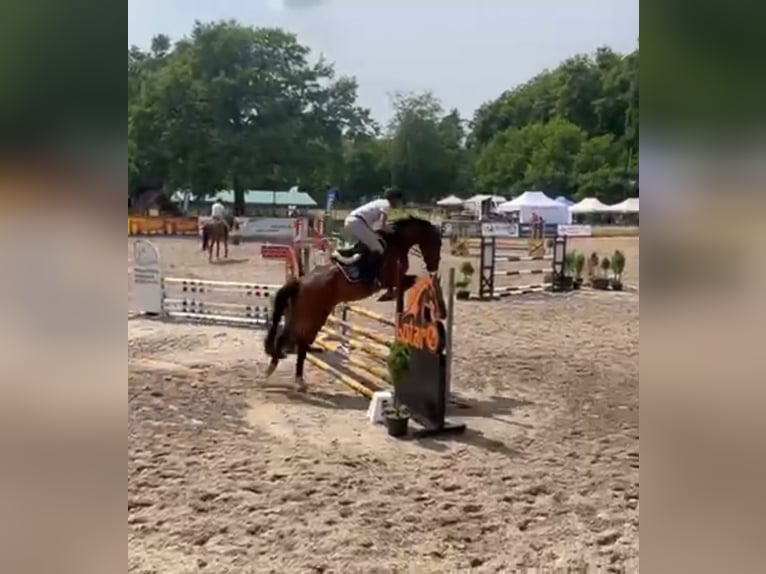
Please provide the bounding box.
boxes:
[326,187,338,213]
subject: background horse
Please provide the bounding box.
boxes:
[201,213,238,262]
[264,216,442,390]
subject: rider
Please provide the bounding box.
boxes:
[211,196,226,223]
[340,188,404,289]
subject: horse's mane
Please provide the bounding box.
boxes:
[389,215,435,230]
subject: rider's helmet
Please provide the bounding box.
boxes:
[384,187,404,206]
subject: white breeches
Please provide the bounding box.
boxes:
[344,216,384,253]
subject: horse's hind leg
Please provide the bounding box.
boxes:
[294,342,308,392]
[265,355,280,378]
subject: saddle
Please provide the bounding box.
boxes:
[330,242,385,287]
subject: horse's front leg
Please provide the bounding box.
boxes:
[376,255,408,301]
[223,235,229,258]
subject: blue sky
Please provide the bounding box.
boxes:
[128,0,639,123]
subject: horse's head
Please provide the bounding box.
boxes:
[389,216,442,273]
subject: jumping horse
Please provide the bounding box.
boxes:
[201,213,238,262]
[264,216,442,390]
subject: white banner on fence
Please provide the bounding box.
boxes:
[238,217,295,239]
[133,240,163,314]
[481,222,519,238]
[556,224,592,237]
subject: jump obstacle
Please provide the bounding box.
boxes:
[303,267,463,437]
[132,239,463,436]
[448,218,551,259]
[132,239,283,327]
[475,221,568,300]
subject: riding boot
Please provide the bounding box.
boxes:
[365,250,383,288]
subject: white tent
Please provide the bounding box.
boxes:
[462,194,507,216]
[497,191,571,224]
[555,196,574,206]
[569,197,610,213]
[463,193,507,205]
[606,197,639,213]
[436,194,464,207]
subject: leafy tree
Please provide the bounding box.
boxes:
[128,21,373,212]
[470,46,638,201]
[388,92,468,202]
[524,118,586,196]
[574,134,625,199]
[341,135,391,202]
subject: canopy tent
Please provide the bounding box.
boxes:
[606,197,639,213]
[436,194,464,207]
[555,196,574,206]
[463,194,507,205]
[461,194,507,216]
[569,197,610,213]
[497,191,571,224]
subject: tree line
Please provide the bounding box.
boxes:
[129,20,638,213]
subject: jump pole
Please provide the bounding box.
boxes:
[445,267,455,399]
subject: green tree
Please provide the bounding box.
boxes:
[470,46,638,199]
[574,134,624,199]
[524,118,586,195]
[128,21,373,212]
[388,92,467,202]
[341,135,391,202]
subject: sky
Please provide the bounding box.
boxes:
[128,0,639,123]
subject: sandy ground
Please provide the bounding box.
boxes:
[128,236,639,573]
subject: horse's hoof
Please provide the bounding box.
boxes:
[377,290,396,302]
[295,378,307,392]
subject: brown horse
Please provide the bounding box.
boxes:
[264,216,442,389]
[201,214,238,262]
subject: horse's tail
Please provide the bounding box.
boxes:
[264,279,300,358]
[201,224,208,251]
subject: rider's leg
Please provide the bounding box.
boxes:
[346,218,383,254]
[343,217,384,285]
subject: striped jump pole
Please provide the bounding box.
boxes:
[476,222,567,300]
[132,239,284,328]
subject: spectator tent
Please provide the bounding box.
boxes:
[436,194,464,207]
[497,191,572,224]
[569,197,610,214]
[607,197,639,213]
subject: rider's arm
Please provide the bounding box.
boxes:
[378,203,394,232]
[379,211,393,232]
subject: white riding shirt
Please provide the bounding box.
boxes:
[348,198,390,230]
[211,202,225,218]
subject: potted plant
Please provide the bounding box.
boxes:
[592,256,611,290]
[455,261,475,298]
[456,261,474,300]
[610,250,626,291]
[384,341,412,437]
[573,252,586,289]
[564,250,576,276]
[586,252,600,282]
